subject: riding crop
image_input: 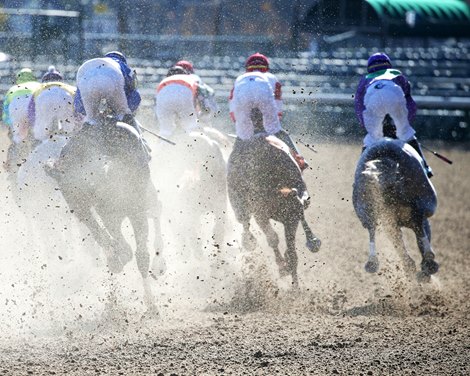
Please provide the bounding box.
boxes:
[137,123,176,145]
[421,144,453,165]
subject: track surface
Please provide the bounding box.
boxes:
[0,128,469,375]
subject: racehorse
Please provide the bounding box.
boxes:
[352,135,439,280]
[49,114,162,310]
[151,127,228,263]
[227,109,320,288]
[16,134,80,254]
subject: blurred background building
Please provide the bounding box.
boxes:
[0,0,469,139]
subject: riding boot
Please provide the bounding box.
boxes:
[407,138,433,178]
[121,113,152,161]
[274,130,309,171]
[121,113,141,134]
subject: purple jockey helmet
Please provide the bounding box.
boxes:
[105,51,127,64]
[367,52,392,73]
[41,66,63,82]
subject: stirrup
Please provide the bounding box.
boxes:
[426,166,434,178]
[294,153,309,171]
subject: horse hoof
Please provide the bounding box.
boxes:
[242,232,257,251]
[142,305,159,320]
[107,255,124,274]
[306,237,321,253]
[365,257,379,273]
[421,258,439,275]
[416,271,431,283]
[150,258,167,279]
[119,249,133,266]
[404,258,417,274]
[278,262,290,278]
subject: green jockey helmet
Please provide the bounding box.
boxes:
[16,68,36,84]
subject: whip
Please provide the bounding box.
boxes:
[136,121,176,145]
[296,139,318,153]
[421,144,453,165]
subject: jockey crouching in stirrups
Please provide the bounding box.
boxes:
[154,66,202,139]
[355,52,433,178]
[29,66,79,142]
[174,60,219,124]
[229,53,308,171]
[69,51,150,161]
[2,68,41,175]
[74,51,142,132]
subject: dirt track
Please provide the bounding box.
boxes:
[0,128,469,375]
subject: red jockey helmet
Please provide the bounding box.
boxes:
[176,60,194,74]
[245,53,269,72]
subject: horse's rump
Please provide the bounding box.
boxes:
[228,136,306,223]
[57,119,150,215]
[353,138,437,227]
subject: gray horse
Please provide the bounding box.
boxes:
[49,116,162,310]
[353,138,439,279]
[227,110,320,288]
[152,128,228,262]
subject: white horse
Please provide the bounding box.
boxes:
[151,126,229,268]
[16,135,88,261]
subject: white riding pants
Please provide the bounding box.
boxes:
[33,86,77,141]
[363,79,415,147]
[76,58,130,124]
[231,75,281,140]
[155,84,198,138]
[9,95,32,144]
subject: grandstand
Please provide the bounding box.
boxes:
[0,0,469,140]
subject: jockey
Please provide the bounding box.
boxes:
[355,52,433,178]
[154,65,204,138]
[2,68,41,173]
[29,66,78,141]
[229,53,308,171]
[2,68,41,143]
[74,51,141,131]
[175,60,219,120]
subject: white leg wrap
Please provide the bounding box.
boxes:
[420,236,432,255]
[369,241,377,257]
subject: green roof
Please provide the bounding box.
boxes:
[365,0,470,22]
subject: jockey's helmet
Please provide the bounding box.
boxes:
[166,66,189,77]
[16,68,36,84]
[367,52,392,73]
[245,53,269,73]
[105,51,127,64]
[41,65,63,82]
[175,60,194,74]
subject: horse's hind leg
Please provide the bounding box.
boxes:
[390,226,416,275]
[147,184,166,278]
[365,227,379,273]
[72,206,124,273]
[416,219,439,276]
[301,215,321,253]
[256,217,288,277]
[284,219,300,288]
[103,215,133,267]
[241,221,257,252]
[129,214,156,311]
[212,194,227,249]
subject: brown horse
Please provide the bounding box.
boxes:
[227,110,320,288]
